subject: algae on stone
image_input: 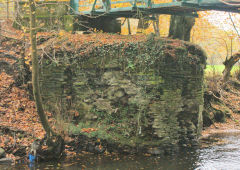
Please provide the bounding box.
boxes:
[39,35,206,153]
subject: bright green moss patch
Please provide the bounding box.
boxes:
[205,65,240,75]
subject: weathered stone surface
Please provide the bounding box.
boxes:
[0,148,5,158]
[147,147,164,155]
[15,2,68,30]
[0,158,13,164]
[39,35,206,152]
[203,91,231,127]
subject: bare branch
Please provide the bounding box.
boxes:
[220,0,240,6]
[228,13,240,38]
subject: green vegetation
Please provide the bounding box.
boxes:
[37,35,206,150]
[205,65,240,75]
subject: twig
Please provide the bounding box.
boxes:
[220,0,240,6]
[228,13,240,38]
[13,132,16,147]
[40,46,58,63]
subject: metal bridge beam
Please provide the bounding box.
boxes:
[76,0,240,18]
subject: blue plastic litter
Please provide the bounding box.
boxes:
[28,154,36,163]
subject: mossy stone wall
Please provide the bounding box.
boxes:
[14,2,69,30]
[39,35,206,153]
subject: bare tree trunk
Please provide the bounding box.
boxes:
[153,15,160,36]
[168,15,195,41]
[29,0,54,138]
[137,18,149,30]
[223,52,240,83]
[29,0,65,159]
[127,18,131,35]
[7,0,9,19]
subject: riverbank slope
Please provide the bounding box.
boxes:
[0,31,239,161]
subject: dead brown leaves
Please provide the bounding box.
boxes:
[0,72,45,149]
[202,80,240,137]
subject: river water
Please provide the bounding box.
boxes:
[1,132,240,170]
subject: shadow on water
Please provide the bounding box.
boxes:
[1,133,240,170]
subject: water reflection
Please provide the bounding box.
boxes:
[1,133,240,170]
[195,133,240,170]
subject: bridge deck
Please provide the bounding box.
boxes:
[71,0,240,17]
